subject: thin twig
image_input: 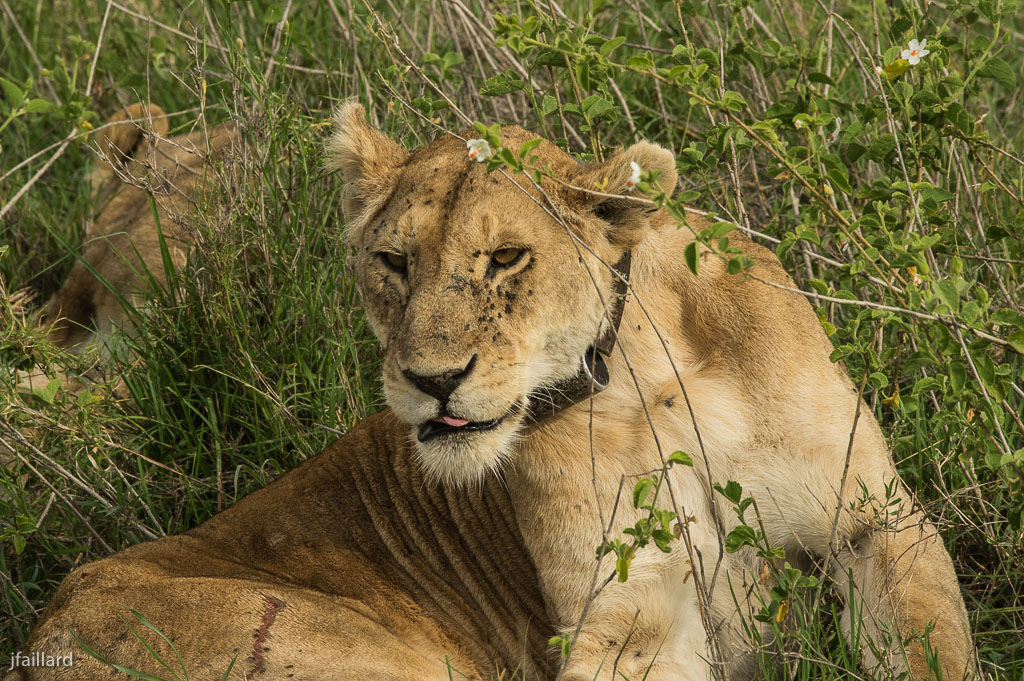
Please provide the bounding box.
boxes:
[262,0,294,82]
[0,0,113,222]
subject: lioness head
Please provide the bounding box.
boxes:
[329,104,676,483]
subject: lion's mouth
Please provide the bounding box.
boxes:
[417,404,522,442]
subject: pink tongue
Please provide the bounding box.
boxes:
[435,415,470,427]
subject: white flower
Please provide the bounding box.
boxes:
[875,65,884,75]
[625,161,642,191]
[794,119,804,129]
[901,38,930,66]
[913,272,923,286]
[824,117,841,144]
[466,138,493,162]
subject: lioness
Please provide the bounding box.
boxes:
[35,103,236,355]
[9,104,975,681]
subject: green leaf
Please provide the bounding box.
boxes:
[961,301,981,325]
[920,187,954,204]
[978,57,1016,89]
[975,354,1000,400]
[10,533,26,555]
[480,73,525,96]
[441,51,463,71]
[809,279,830,296]
[77,390,102,407]
[627,53,655,71]
[945,103,974,136]
[52,57,70,89]
[714,480,743,504]
[651,528,674,552]
[534,49,565,68]
[949,362,967,393]
[668,450,694,467]
[893,16,916,33]
[911,88,942,106]
[495,148,516,167]
[826,168,852,195]
[796,225,821,245]
[726,256,745,275]
[616,555,631,582]
[1008,332,1024,355]
[0,77,26,109]
[599,36,625,58]
[411,96,434,114]
[684,241,699,275]
[808,72,836,86]
[32,378,60,405]
[486,123,501,143]
[548,634,572,658]
[707,221,736,240]
[775,235,797,260]
[725,524,757,553]
[882,59,910,82]
[992,309,1024,329]
[541,95,558,116]
[575,61,590,91]
[632,478,654,509]
[830,346,853,363]
[695,47,718,66]
[518,138,542,158]
[796,574,820,588]
[933,280,960,314]
[718,90,748,112]
[867,137,896,162]
[583,96,614,119]
[25,98,54,114]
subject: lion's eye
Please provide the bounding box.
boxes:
[491,247,524,268]
[380,251,407,273]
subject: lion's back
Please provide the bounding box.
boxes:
[15,411,554,680]
[37,107,238,352]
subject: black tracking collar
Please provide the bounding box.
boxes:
[525,251,631,423]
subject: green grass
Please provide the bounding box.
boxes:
[1,0,1022,678]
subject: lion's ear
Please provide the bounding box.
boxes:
[327,102,408,226]
[91,103,169,204]
[567,141,678,251]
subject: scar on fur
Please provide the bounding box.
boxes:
[249,595,286,675]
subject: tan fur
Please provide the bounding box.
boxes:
[9,412,553,680]
[12,105,976,681]
[329,104,976,680]
[36,103,236,354]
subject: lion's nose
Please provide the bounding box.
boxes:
[402,355,477,403]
